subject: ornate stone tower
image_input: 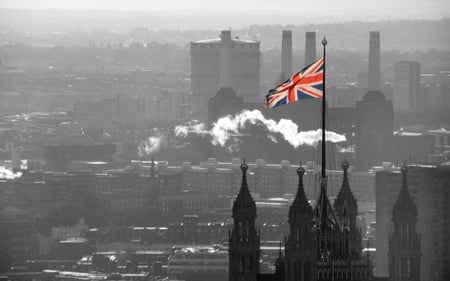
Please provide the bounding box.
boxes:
[388,164,421,281]
[334,158,362,258]
[285,163,317,281]
[229,159,260,281]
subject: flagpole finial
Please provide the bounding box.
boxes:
[322,37,327,46]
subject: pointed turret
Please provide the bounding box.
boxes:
[334,158,358,223]
[392,164,417,221]
[232,159,256,219]
[289,163,313,221]
[334,158,361,258]
[389,163,421,281]
[285,162,317,281]
[229,158,260,281]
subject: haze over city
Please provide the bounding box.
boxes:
[0,1,449,281]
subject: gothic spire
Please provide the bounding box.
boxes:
[289,162,313,221]
[232,158,256,218]
[393,162,417,220]
[335,157,357,216]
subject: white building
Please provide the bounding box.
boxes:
[168,246,228,281]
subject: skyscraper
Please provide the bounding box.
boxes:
[393,61,421,111]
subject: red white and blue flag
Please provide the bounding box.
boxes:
[266,57,324,109]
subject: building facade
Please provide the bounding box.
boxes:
[393,61,421,111]
[190,32,260,123]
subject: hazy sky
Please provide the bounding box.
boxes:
[1,0,448,15]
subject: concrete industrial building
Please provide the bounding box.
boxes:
[355,31,394,171]
[190,31,260,123]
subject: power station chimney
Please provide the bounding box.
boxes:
[305,32,316,66]
[281,30,293,81]
[368,31,381,91]
[219,30,233,88]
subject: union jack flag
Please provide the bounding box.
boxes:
[266,57,324,109]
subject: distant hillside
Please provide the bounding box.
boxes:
[243,19,450,51]
[0,8,448,51]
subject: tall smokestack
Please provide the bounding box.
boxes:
[281,30,293,80]
[305,32,316,66]
[368,31,381,91]
[219,30,232,88]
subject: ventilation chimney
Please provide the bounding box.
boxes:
[368,31,381,91]
[305,32,317,66]
[281,30,293,81]
[219,30,232,88]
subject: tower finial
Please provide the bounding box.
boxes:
[401,160,408,185]
[241,158,248,172]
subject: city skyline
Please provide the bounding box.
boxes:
[0,2,449,280]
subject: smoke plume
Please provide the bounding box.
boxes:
[175,109,346,150]
[0,166,22,180]
[138,129,164,157]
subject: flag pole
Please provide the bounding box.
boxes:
[321,37,327,180]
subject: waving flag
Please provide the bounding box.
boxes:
[266,57,324,109]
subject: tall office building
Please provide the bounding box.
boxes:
[393,61,421,111]
[375,164,450,281]
[190,32,260,123]
[355,31,393,171]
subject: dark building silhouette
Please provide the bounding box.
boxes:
[388,164,421,281]
[229,160,372,281]
[284,164,317,281]
[228,159,260,281]
[333,159,362,258]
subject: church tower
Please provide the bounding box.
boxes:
[285,163,317,281]
[388,163,421,281]
[334,158,362,258]
[229,159,260,281]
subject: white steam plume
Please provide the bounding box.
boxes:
[175,109,346,149]
[138,130,164,157]
[0,166,22,180]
